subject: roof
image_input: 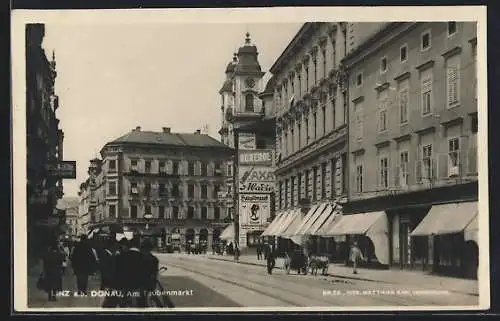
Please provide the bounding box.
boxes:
[263,75,276,93]
[105,129,233,150]
[219,79,233,94]
[225,62,235,73]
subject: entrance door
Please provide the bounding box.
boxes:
[399,221,411,269]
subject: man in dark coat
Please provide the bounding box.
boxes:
[70,235,97,295]
[42,240,64,301]
[138,239,159,307]
[266,249,276,275]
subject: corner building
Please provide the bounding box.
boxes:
[343,22,478,278]
[86,127,233,250]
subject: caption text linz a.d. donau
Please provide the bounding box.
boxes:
[53,289,195,298]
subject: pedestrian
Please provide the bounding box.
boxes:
[266,249,276,275]
[138,239,159,307]
[116,236,147,307]
[234,244,240,262]
[70,235,97,295]
[41,240,64,301]
[349,241,365,274]
[98,237,116,291]
[256,244,262,260]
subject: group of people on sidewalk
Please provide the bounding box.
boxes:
[38,234,160,307]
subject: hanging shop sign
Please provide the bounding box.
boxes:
[238,149,274,166]
[45,161,77,179]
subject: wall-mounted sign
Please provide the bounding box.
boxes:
[238,149,273,166]
[238,166,275,193]
[238,133,256,150]
[239,194,271,231]
[45,161,77,179]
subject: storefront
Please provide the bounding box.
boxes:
[410,201,478,278]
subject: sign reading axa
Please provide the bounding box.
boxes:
[238,166,275,193]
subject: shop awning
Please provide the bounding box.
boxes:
[220,224,235,241]
[311,205,342,236]
[324,211,387,236]
[410,202,478,237]
[291,203,324,236]
[275,209,301,237]
[304,203,336,235]
[267,210,291,236]
[261,213,285,236]
[464,214,478,244]
[280,210,304,237]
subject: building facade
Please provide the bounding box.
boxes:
[84,127,233,250]
[218,33,277,249]
[26,23,65,259]
[270,23,351,254]
[56,197,80,241]
[343,22,478,278]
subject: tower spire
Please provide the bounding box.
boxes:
[245,32,251,45]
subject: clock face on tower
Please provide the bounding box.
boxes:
[245,78,255,88]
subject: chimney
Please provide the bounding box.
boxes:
[195,129,201,135]
[162,127,171,133]
[135,126,141,131]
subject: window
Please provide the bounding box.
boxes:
[245,94,254,112]
[145,205,152,215]
[332,40,337,67]
[297,74,302,96]
[290,177,295,206]
[214,207,220,220]
[290,126,295,153]
[446,59,460,107]
[188,184,194,198]
[421,71,433,115]
[341,153,347,193]
[226,164,232,177]
[171,184,179,197]
[378,91,388,132]
[313,58,318,84]
[421,30,431,51]
[130,205,138,218]
[227,184,233,196]
[214,163,222,176]
[304,170,310,199]
[284,179,288,208]
[322,105,326,136]
[422,144,433,180]
[131,182,138,195]
[448,22,457,36]
[380,56,388,73]
[312,111,317,140]
[201,163,207,176]
[321,162,327,199]
[108,182,117,195]
[172,206,179,219]
[379,157,389,188]
[145,160,151,173]
[201,207,207,220]
[355,103,364,140]
[159,161,166,173]
[399,87,409,124]
[108,160,116,171]
[355,164,363,193]
[305,65,309,91]
[131,160,138,171]
[159,183,167,196]
[331,158,337,197]
[312,167,318,201]
[356,73,363,87]
[297,121,302,149]
[304,117,309,144]
[448,138,460,177]
[400,44,408,62]
[290,75,295,94]
[187,206,194,219]
[188,162,195,176]
[297,173,302,202]
[279,181,283,209]
[144,183,151,195]
[213,185,220,198]
[158,206,165,219]
[399,151,409,187]
[201,185,208,199]
[172,161,179,174]
[322,49,327,78]
[109,205,116,218]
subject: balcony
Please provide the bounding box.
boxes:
[124,170,181,179]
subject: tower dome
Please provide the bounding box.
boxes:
[235,32,262,74]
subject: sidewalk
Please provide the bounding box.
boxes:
[28,261,104,308]
[207,254,479,297]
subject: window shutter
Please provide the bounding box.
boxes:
[447,65,458,105]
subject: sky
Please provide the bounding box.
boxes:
[41,22,302,198]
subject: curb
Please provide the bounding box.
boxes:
[207,256,479,297]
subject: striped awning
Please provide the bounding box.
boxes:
[303,203,336,235]
[266,210,292,236]
[275,209,301,237]
[261,212,285,236]
[323,211,387,236]
[220,224,235,241]
[292,203,328,236]
[313,206,343,236]
[280,210,305,238]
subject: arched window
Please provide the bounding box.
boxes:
[245,94,254,112]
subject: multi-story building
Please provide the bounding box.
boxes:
[218,33,276,249]
[56,197,80,241]
[77,179,91,236]
[269,23,351,255]
[84,127,233,250]
[26,23,65,259]
[342,22,478,278]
